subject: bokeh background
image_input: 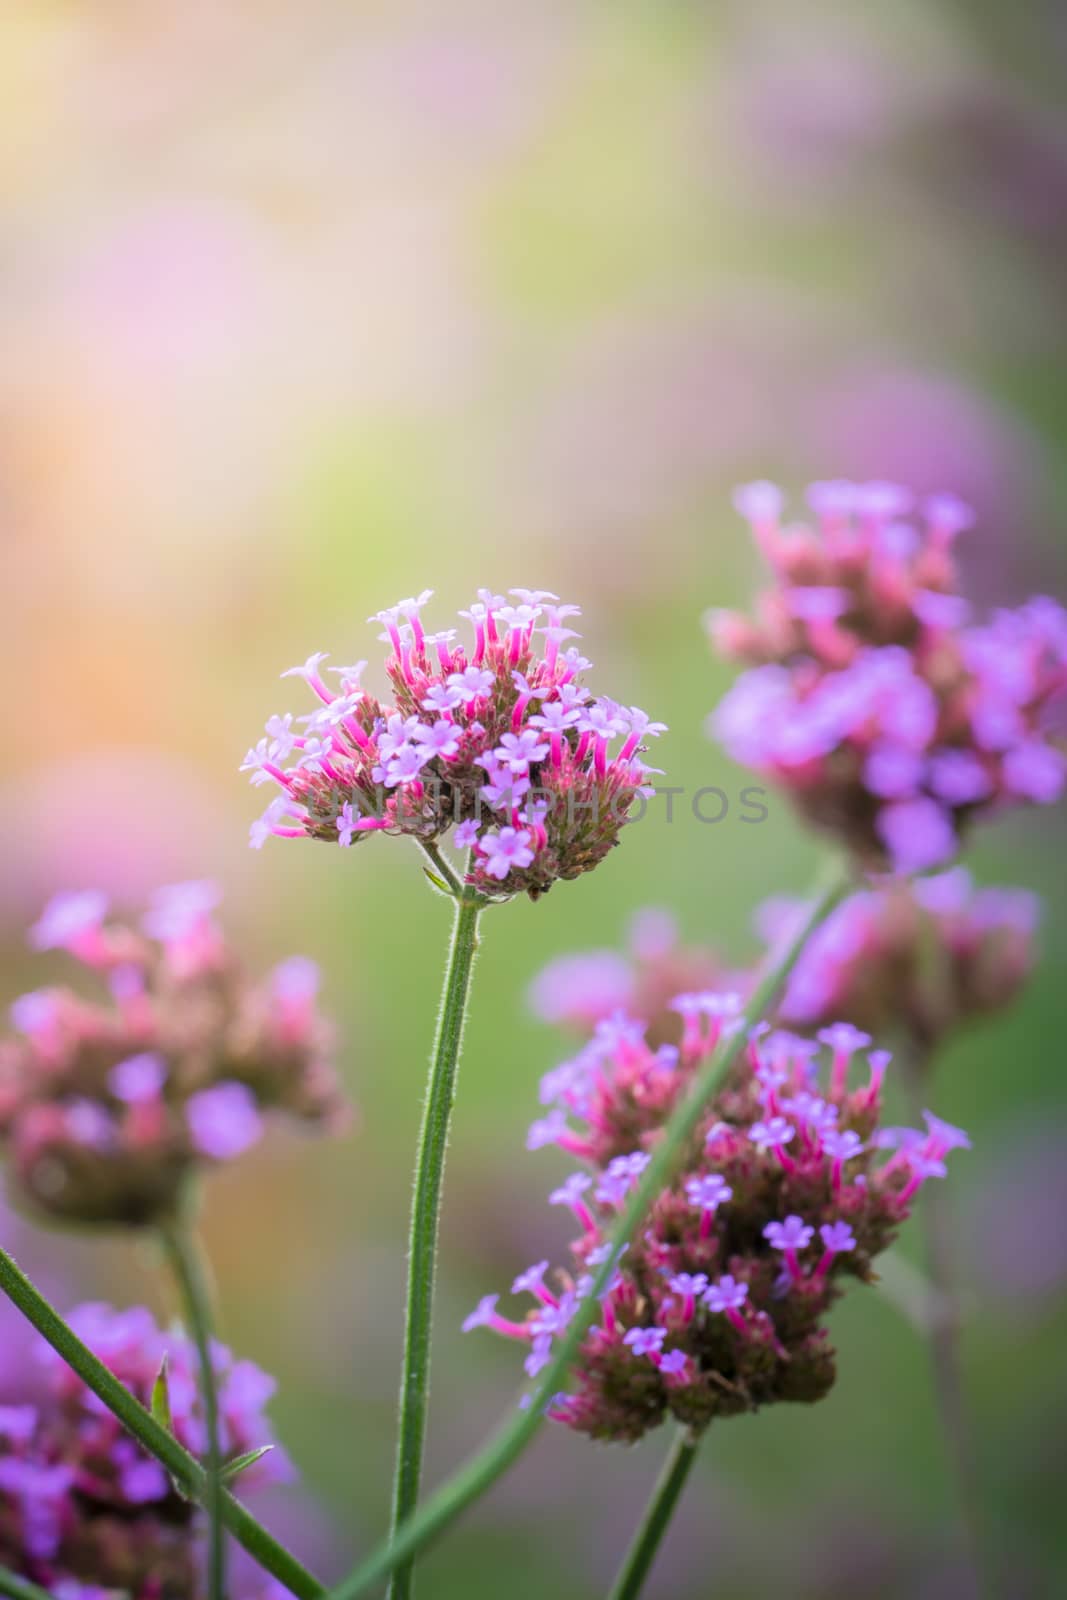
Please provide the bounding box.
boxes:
[3,1,1067,1595]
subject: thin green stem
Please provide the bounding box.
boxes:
[332,858,851,1600]
[0,1246,325,1600]
[387,889,484,1599]
[0,1567,53,1600]
[608,1429,700,1600]
[160,1224,226,1600]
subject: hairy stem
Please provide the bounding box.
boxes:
[387,889,484,1599]
[331,859,851,1599]
[160,1224,226,1600]
[0,1246,325,1599]
[608,1429,700,1600]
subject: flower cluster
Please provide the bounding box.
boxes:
[761,866,1040,1048]
[465,998,966,1444]
[527,909,737,1049]
[528,872,1037,1060]
[709,482,1067,872]
[245,590,664,899]
[0,1301,288,1598]
[0,885,347,1227]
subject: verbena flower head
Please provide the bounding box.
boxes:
[468,997,966,1444]
[0,887,347,1226]
[709,483,1067,872]
[246,592,664,899]
[0,1301,289,1597]
[762,866,1041,1046]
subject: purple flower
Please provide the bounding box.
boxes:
[452,819,480,850]
[413,719,462,759]
[29,892,110,958]
[764,1216,815,1253]
[819,1222,856,1255]
[922,1111,971,1156]
[384,744,433,788]
[733,481,783,525]
[1002,743,1066,804]
[821,1129,864,1162]
[512,1261,550,1298]
[10,991,62,1041]
[669,1272,709,1298]
[530,701,581,733]
[876,797,957,873]
[524,1334,554,1377]
[704,1275,749,1314]
[477,827,536,882]
[685,1174,733,1212]
[749,1117,796,1153]
[527,1110,573,1151]
[928,749,994,805]
[494,729,551,771]
[142,880,221,946]
[336,801,359,848]
[461,1294,500,1333]
[863,743,925,799]
[185,1082,264,1161]
[596,1152,650,1207]
[816,1023,872,1055]
[108,1054,167,1105]
[422,683,464,713]
[657,1349,689,1378]
[448,666,496,697]
[622,1326,667,1358]
[782,1093,838,1133]
[549,1173,592,1208]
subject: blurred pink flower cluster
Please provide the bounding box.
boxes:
[530,868,1039,1059]
[710,482,1067,872]
[0,1300,289,1599]
[0,884,347,1227]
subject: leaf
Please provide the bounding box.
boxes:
[220,1445,274,1484]
[150,1354,173,1434]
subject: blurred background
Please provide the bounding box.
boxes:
[2,1,1066,1595]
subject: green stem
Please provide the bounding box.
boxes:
[0,1567,53,1600]
[0,1246,325,1600]
[608,1429,700,1600]
[387,889,484,1599]
[332,858,851,1600]
[160,1224,226,1600]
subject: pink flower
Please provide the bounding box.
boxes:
[709,482,1067,873]
[245,590,663,900]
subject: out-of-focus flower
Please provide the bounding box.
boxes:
[760,866,1040,1047]
[0,1301,289,1597]
[467,997,966,1443]
[528,867,1038,1063]
[245,591,664,900]
[0,886,347,1226]
[708,482,1067,873]
[527,908,737,1048]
